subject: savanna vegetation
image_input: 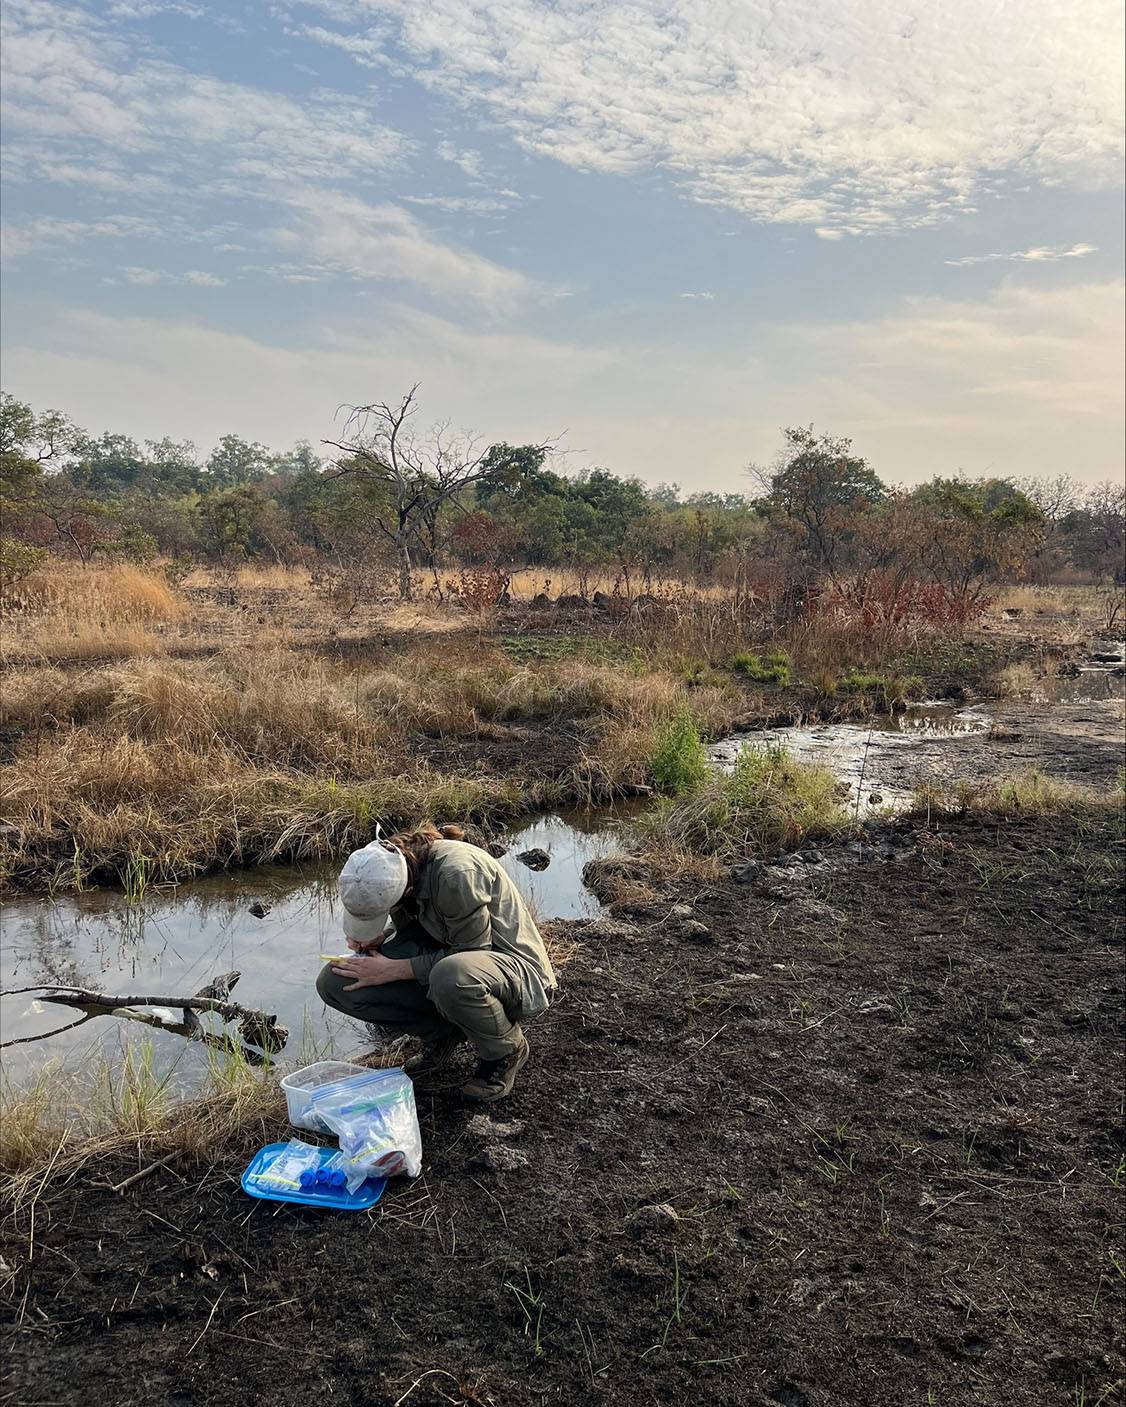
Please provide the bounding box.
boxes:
[4,391,1124,609]
[2,387,1123,1407]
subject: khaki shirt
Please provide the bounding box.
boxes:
[398,840,556,1016]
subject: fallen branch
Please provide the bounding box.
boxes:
[0,971,288,1062]
[96,1151,182,1195]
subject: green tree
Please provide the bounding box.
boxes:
[752,426,885,574]
[909,477,1044,600]
[207,434,272,487]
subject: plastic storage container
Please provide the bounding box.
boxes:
[242,1142,386,1211]
[280,1060,371,1132]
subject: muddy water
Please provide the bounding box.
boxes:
[0,811,621,1082]
[709,647,1125,812]
[709,703,995,811]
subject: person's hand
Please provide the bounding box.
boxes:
[346,932,387,955]
[332,952,405,991]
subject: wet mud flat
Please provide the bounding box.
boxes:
[711,694,1125,812]
[5,808,1123,1407]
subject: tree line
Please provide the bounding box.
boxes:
[1,390,1122,602]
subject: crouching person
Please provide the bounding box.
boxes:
[316,824,555,1103]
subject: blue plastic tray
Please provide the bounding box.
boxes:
[242,1142,387,1211]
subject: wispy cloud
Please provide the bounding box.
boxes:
[0,0,540,301]
[292,23,388,69]
[1,2,409,181]
[1,213,162,262]
[111,266,229,286]
[272,189,535,301]
[404,193,519,216]
[314,0,1124,235]
[679,291,715,301]
[945,242,1098,267]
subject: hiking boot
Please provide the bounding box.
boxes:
[460,1035,530,1103]
[403,1034,463,1077]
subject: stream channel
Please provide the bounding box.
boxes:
[2,644,1121,1087]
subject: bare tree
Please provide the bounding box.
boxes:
[323,387,551,601]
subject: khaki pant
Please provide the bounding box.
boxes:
[315,924,526,1061]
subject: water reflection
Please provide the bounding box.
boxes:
[0,810,619,1081]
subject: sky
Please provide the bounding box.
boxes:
[1,0,1124,493]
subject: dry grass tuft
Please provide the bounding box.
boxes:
[990,662,1038,697]
[914,770,1125,820]
[2,564,180,663]
[1,1043,286,1195]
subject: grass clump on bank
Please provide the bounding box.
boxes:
[914,770,1126,822]
[730,648,791,686]
[1,1043,286,1187]
[650,710,709,795]
[837,669,920,709]
[0,645,744,891]
[0,731,527,891]
[641,743,850,861]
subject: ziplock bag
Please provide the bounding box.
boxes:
[308,1067,422,1188]
[246,1138,322,1192]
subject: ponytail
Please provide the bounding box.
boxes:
[386,821,469,888]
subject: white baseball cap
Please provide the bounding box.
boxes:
[337,841,409,944]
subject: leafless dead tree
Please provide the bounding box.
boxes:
[323,386,553,601]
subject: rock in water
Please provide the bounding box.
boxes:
[248,900,271,919]
[516,848,551,871]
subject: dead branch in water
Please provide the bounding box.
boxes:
[0,971,288,1064]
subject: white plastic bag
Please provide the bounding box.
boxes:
[309,1068,422,1187]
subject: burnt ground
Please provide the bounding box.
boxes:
[3,810,1124,1407]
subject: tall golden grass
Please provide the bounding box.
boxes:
[2,563,180,663]
[0,644,744,890]
[1,1042,286,1185]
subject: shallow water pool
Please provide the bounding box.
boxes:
[0,810,622,1083]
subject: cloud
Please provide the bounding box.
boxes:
[404,193,518,216]
[5,280,1121,493]
[1,2,409,180]
[114,266,229,286]
[0,304,614,455]
[273,189,535,300]
[317,0,1124,234]
[1,213,162,262]
[679,291,715,300]
[435,141,486,182]
[945,242,1098,267]
[0,0,541,300]
[294,23,388,68]
[777,279,1125,477]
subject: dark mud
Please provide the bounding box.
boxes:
[4,811,1123,1407]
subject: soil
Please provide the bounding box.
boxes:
[4,811,1123,1407]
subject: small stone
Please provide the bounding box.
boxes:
[247,901,271,919]
[467,1114,525,1139]
[868,793,883,805]
[627,1202,680,1232]
[476,1145,530,1173]
[734,861,762,884]
[669,903,695,919]
[676,919,712,944]
[516,847,551,871]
